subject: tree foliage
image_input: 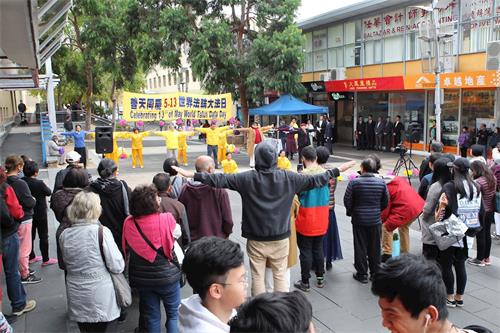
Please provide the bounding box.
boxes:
[135,0,306,122]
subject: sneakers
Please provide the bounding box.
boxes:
[42,258,58,266]
[29,268,35,276]
[446,299,456,308]
[484,258,492,266]
[325,261,332,271]
[29,256,42,264]
[21,274,42,284]
[294,280,310,292]
[316,276,325,288]
[381,254,392,263]
[467,258,485,267]
[455,299,464,307]
[352,273,369,284]
[12,300,36,316]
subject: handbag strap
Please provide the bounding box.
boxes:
[98,226,110,271]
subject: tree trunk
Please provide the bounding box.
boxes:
[84,60,93,130]
[110,78,117,130]
[239,84,249,126]
[56,88,62,110]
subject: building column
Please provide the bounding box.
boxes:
[45,57,57,132]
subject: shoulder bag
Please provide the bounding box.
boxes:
[429,214,468,251]
[98,226,132,308]
[132,218,186,287]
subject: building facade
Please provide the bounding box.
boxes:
[298,0,500,153]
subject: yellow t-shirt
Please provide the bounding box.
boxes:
[218,129,234,147]
[178,131,195,149]
[277,156,292,170]
[155,130,179,149]
[221,159,238,174]
[195,126,230,146]
[128,131,149,149]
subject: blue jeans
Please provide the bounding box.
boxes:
[138,282,180,333]
[2,233,26,311]
[207,144,218,166]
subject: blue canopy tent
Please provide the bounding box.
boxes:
[249,94,328,119]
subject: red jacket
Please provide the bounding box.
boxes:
[381,176,424,232]
[4,185,24,220]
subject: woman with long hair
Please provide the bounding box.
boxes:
[435,158,480,308]
[421,157,453,260]
[469,161,496,267]
[122,185,181,332]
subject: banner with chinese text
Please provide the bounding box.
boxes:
[122,91,233,121]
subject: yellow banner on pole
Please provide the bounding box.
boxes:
[122,91,233,121]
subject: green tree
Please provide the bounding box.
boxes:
[135,0,305,123]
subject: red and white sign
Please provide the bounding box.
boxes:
[325,76,405,92]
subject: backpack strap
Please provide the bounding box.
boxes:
[98,226,109,271]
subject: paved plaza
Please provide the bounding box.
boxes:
[2,128,500,332]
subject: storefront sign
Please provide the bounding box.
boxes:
[122,91,233,121]
[440,70,500,88]
[302,81,325,92]
[326,76,405,92]
[403,74,436,89]
[328,92,353,101]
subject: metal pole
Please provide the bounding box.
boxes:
[45,57,57,132]
[433,0,442,143]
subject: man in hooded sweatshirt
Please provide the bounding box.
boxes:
[173,140,356,295]
[88,159,131,247]
[178,156,233,241]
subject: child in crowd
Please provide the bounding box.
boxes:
[277,150,292,170]
[179,237,246,333]
[221,152,238,174]
[22,161,57,266]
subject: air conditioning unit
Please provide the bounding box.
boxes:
[486,41,500,70]
[319,68,346,81]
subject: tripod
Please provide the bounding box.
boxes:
[393,139,419,184]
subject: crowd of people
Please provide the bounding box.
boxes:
[1,116,499,333]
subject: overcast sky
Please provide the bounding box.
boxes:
[297,0,366,22]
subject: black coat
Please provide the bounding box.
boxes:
[383,121,393,135]
[297,129,311,148]
[343,174,389,226]
[22,177,51,215]
[375,121,384,135]
[6,175,35,222]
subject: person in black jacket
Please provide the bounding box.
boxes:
[419,142,444,181]
[22,161,57,266]
[393,115,405,147]
[366,115,376,150]
[315,115,327,146]
[88,159,131,248]
[173,140,356,296]
[383,117,393,152]
[344,157,389,284]
[355,116,366,150]
[296,123,312,162]
[477,123,489,160]
[375,117,384,151]
[5,155,42,284]
[324,119,335,154]
[53,150,92,192]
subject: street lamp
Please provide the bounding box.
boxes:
[414,0,454,145]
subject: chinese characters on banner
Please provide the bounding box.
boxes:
[325,71,500,92]
[461,0,493,22]
[122,91,233,122]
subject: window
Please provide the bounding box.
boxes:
[441,90,460,146]
[461,20,491,53]
[185,70,190,83]
[148,78,152,89]
[328,47,343,68]
[406,32,421,60]
[153,77,157,89]
[461,90,495,131]
[328,25,343,47]
[344,20,361,66]
[313,50,327,71]
[364,40,382,65]
[168,73,172,86]
[384,35,404,62]
[163,75,166,87]
[304,53,313,72]
[312,29,327,50]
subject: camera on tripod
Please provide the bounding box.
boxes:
[394,144,408,156]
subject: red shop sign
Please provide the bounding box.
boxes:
[325,76,405,92]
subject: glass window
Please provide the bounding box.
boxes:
[328,47,343,68]
[304,32,313,52]
[168,73,171,86]
[148,79,152,89]
[384,35,404,62]
[441,90,460,146]
[388,92,426,143]
[364,39,382,65]
[304,53,313,72]
[313,29,327,50]
[345,44,361,66]
[461,20,491,53]
[153,77,156,89]
[163,75,166,87]
[313,50,327,71]
[461,90,495,133]
[357,92,388,121]
[328,25,343,47]
[406,32,421,60]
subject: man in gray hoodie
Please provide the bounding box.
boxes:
[174,140,355,295]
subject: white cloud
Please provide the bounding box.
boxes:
[297,0,366,22]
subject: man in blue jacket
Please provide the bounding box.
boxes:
[174,140,355,295]
[344,157,388,284]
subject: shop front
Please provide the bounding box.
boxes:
[325,71,500,153]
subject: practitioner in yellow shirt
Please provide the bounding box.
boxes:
[217,129,235,162]
[221,152,238,174]
[177,127,195,166]
[194,121,230,168]
[277,150,292,170]
[125,128,150,168]
[155,123,179,158]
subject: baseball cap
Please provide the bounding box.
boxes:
[66,151,81,163]
[447,157,470,172]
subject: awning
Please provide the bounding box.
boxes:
[249,94,327,116]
